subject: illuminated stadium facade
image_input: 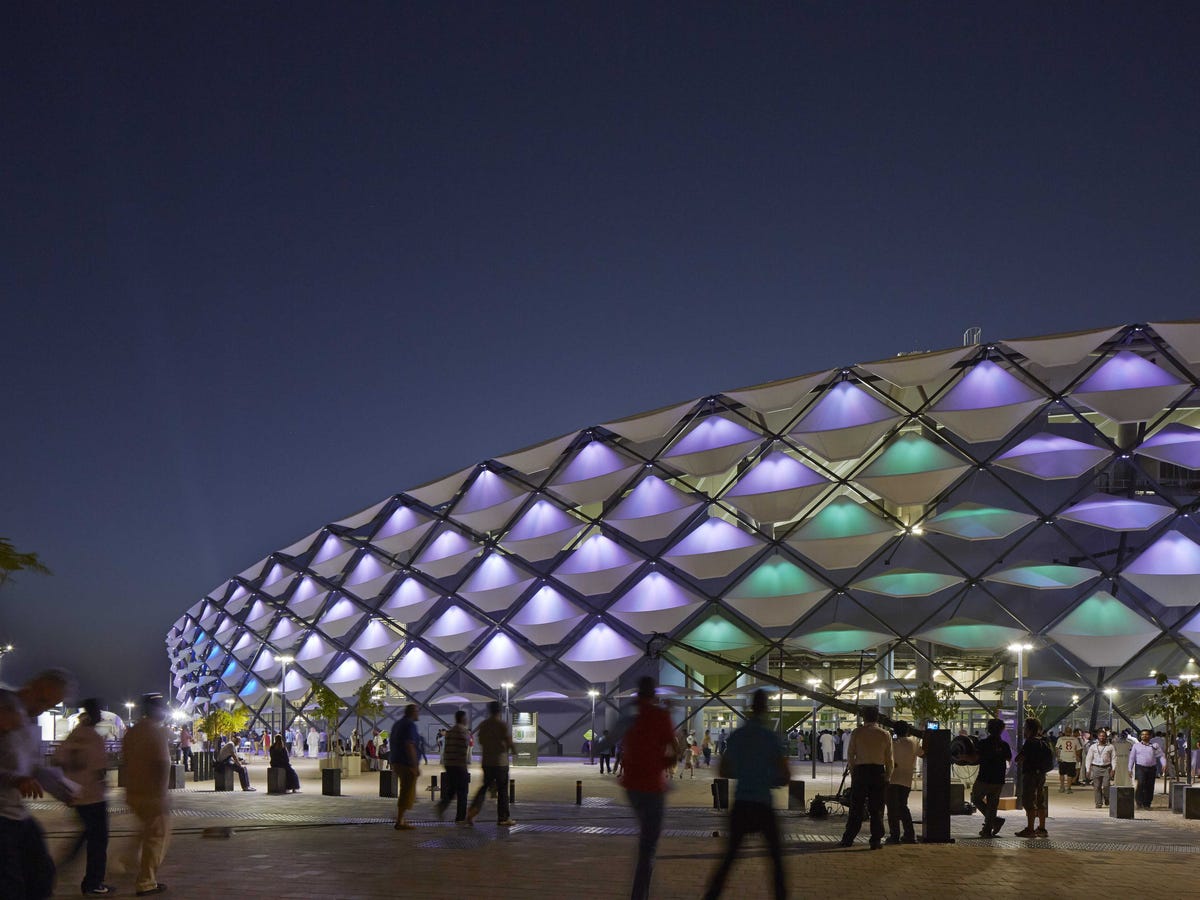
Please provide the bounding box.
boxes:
[168,322,1200,749]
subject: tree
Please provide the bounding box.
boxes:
[197,704,250,749]
[894,681,960,728]
[353,684,385,746]
[0,538,50,590]
[1143,673,1200,780]
[311,683,344,760]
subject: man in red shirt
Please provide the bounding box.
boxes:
[618,677,677,900]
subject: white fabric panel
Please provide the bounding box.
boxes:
[858,346,972,388]
[406,465,475,507]
[281,529,324,558]
[465,633,538,686]
[1058,493,1174,532]
[553,535,643,595]
[326,659,372,698]
[310,547,357,578]
[791,418,899,462]
[509,587,587,645]
[855,465,968,506]
[1071,383,1191,424]
[929,400,1044,443]
[1002,325,1123,368]
[662,439,762,478]
[342,570,397,602]
[560,624,644,683]
[379,579,441,623]
[1050,630,1157,668]
[608,573,706,634]
[412,529,483,579]
[499,500,587,561]
[237,557,270,582]
[457,555,536,613]
[1122,531,1200,607]
[350,621,404,663]
[551,465,641,507]
[282,669,310,700]
[722,369,832,414]
[423,606,487,653]
[251,650,281,678]
[231,633,260,662]
[993,434,1111,480]
[333,498,391,530]
[493,432,577,475]
[602,400,698,444]
[924,502,1037,540]
[1135,423,1200,468]
[317,599,363,639]
[1151,320,1200,363]
[450,470,530,532]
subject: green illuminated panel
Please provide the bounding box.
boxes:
[852,569,964,598]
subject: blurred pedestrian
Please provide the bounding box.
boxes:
[466,701,516,827]
[702,690,788,900]
[437,710,471,824]
[122,694,171,895]
[54,698,114,895]
[389,705,420,830]
[617,677,677,900]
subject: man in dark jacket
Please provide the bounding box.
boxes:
[466,702,515,827]
[437,710,472,823]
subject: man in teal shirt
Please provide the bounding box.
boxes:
[702,689,788,900]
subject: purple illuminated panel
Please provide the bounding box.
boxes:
[793,382,896,430]
[994,433,1111,480]
[1058,493,1173,532]
[555,535,638,575]
[505,500,579,541]
[666,416,759,456]
[726,450,827,495]
[668,518,760,556]
[935,361,1040,410]
[556,442,632,483]
[1136,423,1200,469]
[1076,351,1180,392]
[610,476,694,519]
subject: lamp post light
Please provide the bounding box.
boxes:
[588,689,599,765]
[0,644,13,681]
[275,655,294,733]
[1104,688,1117,730]
[808,678,820,779]
[1008,642,1033,797]
[124,701,134,729]
[501,682,513,725]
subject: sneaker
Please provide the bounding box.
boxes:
[978,826,993,838]
[83,887,115,896]
[1035,827,1048,837]
[135,885,167,896]
[497,818,517,826]
[244,787,257,792]
[991,817,1005,837]
[1014,827,1035,837]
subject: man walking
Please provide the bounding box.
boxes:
[885,721,922,844]
[0,669,76,899]
[1085,730,1115,808]
[123,694,172,896]
[55,698,114,895]
[1055,729,1080,794]
[389,705,421,830]
[839,706,893,849]
[177,729,192,773]
[436,710,471,824]
[618,677,677,900]
[702,689,787,900]
[966,718,1012,838]
[466,701,516,827]
[1129,729,1165,810]
[598,729,613,774]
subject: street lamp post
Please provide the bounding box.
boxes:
[501,682,513,725]
[1104,688,1117,731]
[588,689,599,764]
[0,644,14,682]
[808,678,820,779]
[275,655,294,734]
[1008,642,1033,797]
[124,701,134,730]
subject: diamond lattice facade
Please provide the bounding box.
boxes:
[167,321,1200,746]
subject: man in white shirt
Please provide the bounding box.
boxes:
[885,721,923,845]
[1084,730,1116,809]
[839,707,894,850]
[819,731,835,763]
[1054,730,1081,794]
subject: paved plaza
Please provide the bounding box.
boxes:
[34,757,1200,899]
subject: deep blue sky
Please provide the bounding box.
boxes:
[4,2,1198,705]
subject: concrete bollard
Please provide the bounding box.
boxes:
[509,778,516,805]
[1171,782,1187,813]
[428,774,439,802]
[576,780,583,805]
[1109,785,1135,819]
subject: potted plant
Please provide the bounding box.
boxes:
[311,683,346,794]
[353,684,385,773]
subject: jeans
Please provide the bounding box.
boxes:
[181,747,193,771]
[599,753,612,774]
[885,784,914,841]
[843,764,886,845]
[702,799,784,900]
[62,801,109,891]
[439,765,470,821]
[971,781,1003,831]
[217,760,252,790]
[470,765,510,821]
[1091,766,1112,806]
[626,790,665,900]
[0,816,55,899]
[1134,764,1158,808]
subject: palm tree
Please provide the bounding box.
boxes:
[0,538,50,590]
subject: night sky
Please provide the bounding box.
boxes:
[4,3,1198,707]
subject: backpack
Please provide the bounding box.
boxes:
[1025,737,1055,774]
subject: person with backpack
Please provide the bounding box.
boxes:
[1014,717,1052,838]
[963,718,1012,838]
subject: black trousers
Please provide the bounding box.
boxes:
[439,765,470,821]
[599,752,612,774]
[469,765,510,821]
[702,800,784,900]
[843,764,887,845]
[1134,764,1158,808]
[217,760,252,790]
[885,784,914,841]
[60,801,109,892]
[0,816,55,899]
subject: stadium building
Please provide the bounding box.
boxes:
[167,322,1200,753]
